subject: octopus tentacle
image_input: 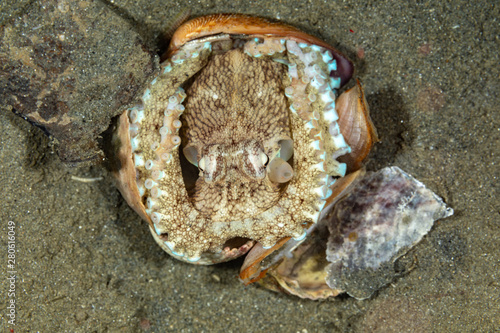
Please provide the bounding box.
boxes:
[167,14,353,87]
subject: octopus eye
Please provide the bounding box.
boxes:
[260,151,269,166]
[242,148,267,180]
[199,148,226,183]
[198,156,206,171]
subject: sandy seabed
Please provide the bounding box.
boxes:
[1,0,498,332]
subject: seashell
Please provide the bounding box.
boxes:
[336,79,379,173]
[252,167,453,299]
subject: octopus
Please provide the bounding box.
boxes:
[112,14,452,299]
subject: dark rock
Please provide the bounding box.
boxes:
[0,0,156,166]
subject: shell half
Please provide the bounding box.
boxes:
[112,14,371,265]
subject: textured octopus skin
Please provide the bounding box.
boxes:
[112,14,374,265]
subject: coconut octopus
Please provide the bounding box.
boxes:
[112,14,452,299]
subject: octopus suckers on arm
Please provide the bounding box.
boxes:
[115,24,350,263]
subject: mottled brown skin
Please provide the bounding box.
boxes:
[182,49,291,220]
